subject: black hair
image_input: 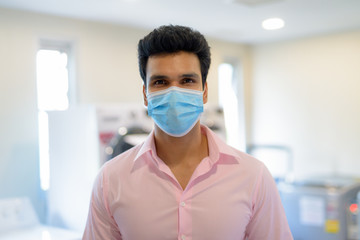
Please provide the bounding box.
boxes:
[138,25,211,87]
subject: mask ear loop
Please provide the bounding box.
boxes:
[143,84,150,107]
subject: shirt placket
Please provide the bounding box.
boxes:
[152,158,193,240]
[155,163,193,240]
[177,157,216,240]
[152,154,215,240]
[177,186,192,240]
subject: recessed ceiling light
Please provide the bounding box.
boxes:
[229,0,284,6]
[262,18,285,30]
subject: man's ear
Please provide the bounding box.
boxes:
[143,85,148,106]
[203,82,208,104]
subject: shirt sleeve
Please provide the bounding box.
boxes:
[83,169,122,240]
[245,164,293,240]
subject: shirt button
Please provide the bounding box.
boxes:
[180,201,186,207]
[181,235,186,240]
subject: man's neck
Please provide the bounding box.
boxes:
[153,123,208,168]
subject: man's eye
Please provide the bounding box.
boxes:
[183,78,195,84]
[154,80,166,86]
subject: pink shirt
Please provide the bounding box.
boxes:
[83,125,293,240]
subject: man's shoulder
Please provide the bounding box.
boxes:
[211,135,263,165]
[228,146,265,170]
[206,128,264,169]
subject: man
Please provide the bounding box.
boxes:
[83,25,293,240]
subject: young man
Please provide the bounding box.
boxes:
[83,25,293,240]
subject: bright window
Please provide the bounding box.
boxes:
[36,43,73,191]
[36,49,69,111]
[218,62,246,151]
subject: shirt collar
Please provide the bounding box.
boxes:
[134,129,157,162]
[201,125,241,165]
[134,124,241,165]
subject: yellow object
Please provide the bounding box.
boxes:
[325,219,340,233]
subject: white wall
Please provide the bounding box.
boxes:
[0,7,250,224]
[251,31,360,178]
[0,7,44,221]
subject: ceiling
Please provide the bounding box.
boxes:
[1,0,360,44]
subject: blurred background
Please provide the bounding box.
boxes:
[1,0,360,239]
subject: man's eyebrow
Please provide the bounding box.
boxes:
[180,73,200,79]
[149,73,200,81]
[149,75,169,81]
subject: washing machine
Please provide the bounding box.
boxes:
[278,176,360,240]
[0,197,81,240]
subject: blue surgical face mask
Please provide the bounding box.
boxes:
[147,86,204,137]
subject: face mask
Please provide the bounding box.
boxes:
[147,86,204,137]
